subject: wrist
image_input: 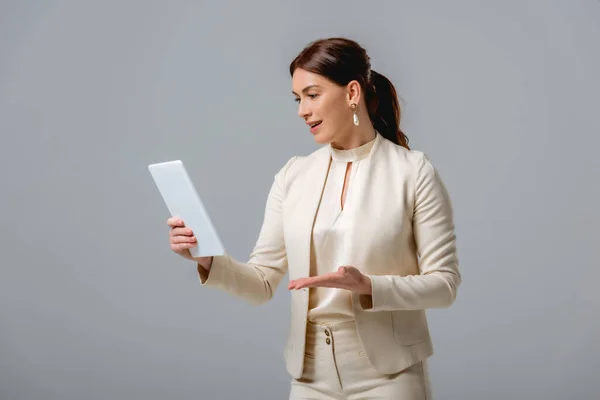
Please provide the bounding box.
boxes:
[196,256,213,272]
[361,274,372,295]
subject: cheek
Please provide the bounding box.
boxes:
[320,98,347,127]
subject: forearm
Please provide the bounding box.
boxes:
[198,253,282,306]
[360,270,460,311]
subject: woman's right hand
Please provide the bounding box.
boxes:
[167,217,213,271]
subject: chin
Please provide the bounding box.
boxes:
[312,131,333,145]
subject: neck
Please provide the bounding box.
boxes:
[331,122,377,150]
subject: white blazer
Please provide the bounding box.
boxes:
[198,132,461,379]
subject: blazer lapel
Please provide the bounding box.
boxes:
[291,147,331,279]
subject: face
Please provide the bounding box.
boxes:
[292,68,358,145]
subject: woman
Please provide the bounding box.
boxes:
[167,37,460,399]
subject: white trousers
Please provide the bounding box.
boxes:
[289,320,432,400]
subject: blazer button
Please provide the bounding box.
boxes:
[326,338,331,345]
[325,330,330,336]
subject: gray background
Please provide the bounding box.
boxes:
[1,1,599,399]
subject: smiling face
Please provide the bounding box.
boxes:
[292,68,356,145]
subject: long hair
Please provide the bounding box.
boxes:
[289,37,409,149]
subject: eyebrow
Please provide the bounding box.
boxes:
[292,85,322,96]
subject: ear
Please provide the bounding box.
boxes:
[346,80,361,105]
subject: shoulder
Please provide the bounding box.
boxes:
[377,138,452,210]
[274,144,328,181]
[377,136,436,179]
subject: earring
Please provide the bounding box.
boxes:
[351,103,359,126]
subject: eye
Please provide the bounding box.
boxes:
[308,94,319,99]
[294,97,300,103]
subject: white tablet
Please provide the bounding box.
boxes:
[148,160,225,258]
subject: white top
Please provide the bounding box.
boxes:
[307,136,376,324]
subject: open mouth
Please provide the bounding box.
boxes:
[310,121,322,129]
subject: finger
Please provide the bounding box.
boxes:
[289,271,344,289]
[170,227,194,237]
[167,217,185,228]
[288,279,308,290]
[293,273,344,289]
[171,235,196,244]
[172,242,196,252]
[296,280,347,290]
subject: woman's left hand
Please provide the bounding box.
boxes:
[288,266,372,295]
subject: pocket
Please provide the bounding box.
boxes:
[303,341,318,359]
[391,310,427,346]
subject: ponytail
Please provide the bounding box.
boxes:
[366,70,409,149]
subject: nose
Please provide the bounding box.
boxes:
[297,100,311,119]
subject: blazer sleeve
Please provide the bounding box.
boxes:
[361,152,461,311]
[196,156,297,305]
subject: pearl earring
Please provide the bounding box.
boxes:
[351,103,359,126]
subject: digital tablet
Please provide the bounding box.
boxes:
[148,160,225,258]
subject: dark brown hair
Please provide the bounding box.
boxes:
[289,37,409,149]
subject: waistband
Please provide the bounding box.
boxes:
[306,319,357,332]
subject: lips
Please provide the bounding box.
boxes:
[307,121,322,134]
